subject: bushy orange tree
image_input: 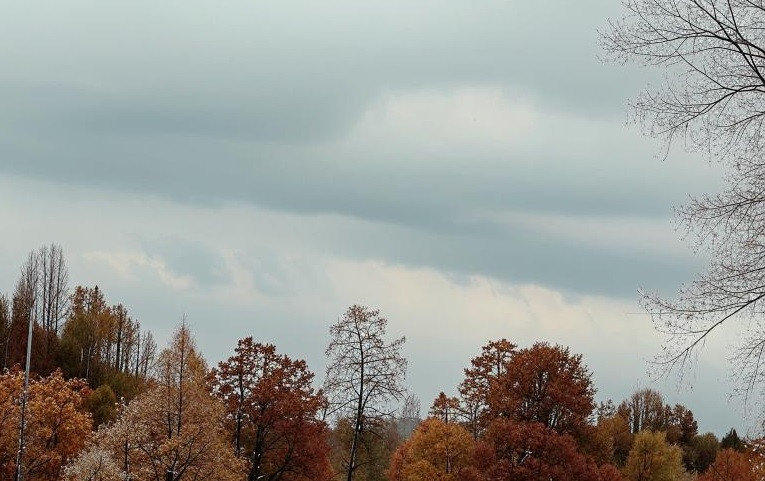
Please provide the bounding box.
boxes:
[697,446,765,481]
[208,337,332,481]
[388,418,475,481]
[431,340,623,481]
[474,419,622,481]
[488,343,595,437]
[458,339,516,438]
[0,369,92,481]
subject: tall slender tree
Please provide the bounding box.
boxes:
[0,295,10,371]
[324,305,407,481]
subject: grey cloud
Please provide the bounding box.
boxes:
[0,0,745,439]
[298,214,702,298]
[0,0,676,234]
[137,238,228,287]
[0,117,719,221]
[0,0,645,141]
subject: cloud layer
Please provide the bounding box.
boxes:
[0,0,743,434]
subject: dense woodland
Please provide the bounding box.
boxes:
[1,246,762,481]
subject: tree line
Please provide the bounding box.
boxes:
[0,245,156,405]
[0,247,762,480]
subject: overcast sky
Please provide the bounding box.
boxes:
[0,0,748,435]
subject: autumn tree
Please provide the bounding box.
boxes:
[64,384,243,481]
[61,447,123,481]
[6,271,38,371]
[430,393,461,425]
[59,286,154,398]
[208,337,332,481]
[4,246,70,368]
[0,369,92,481]
[453,342,620,480]
[616,389,698,446]
[488,342,596,437]
[590,412,632,467]
[32,244,69,337]
[603,0,765,402]
[617,389,666,435]
[665,404,698,446]
[685,432,719,473]
[624,430,685,481]
[697,447,765,481]
[86,384,118,428]
[388,418,475,481]
[59,286,110,382]
[458,339,516,438]
[324,305,407,481]
[65,323,244,481]
[475,419,623,481]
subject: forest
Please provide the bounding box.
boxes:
[0,246,760,481]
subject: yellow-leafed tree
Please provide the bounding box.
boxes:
[624,431,684,481]
[388,418,475,481]
[64,323,244,481]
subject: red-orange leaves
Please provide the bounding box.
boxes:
[208,337,332,481]
[478,419,619,481]
[488,342,595,436]
[697,447,765,481]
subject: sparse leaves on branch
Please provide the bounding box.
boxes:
[604,0,765,403]
[324,305,407,481]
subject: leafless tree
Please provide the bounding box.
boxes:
[17,244,69,335]
[618,388,667,434]
[0,295,10,370]
[324,305,407,481]
[603,1,765,401]
[397,392,421,438]
[35,244,69,335]
[133,326,157,379]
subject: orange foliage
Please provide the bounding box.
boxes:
[476,418,622,481]
[488,342,595,436]
[697,448,765,481]
[388,418,475,481]
[0,369,92,481]
[208,337,332,481]
[458,339,516,437]
[430,393,461,424]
